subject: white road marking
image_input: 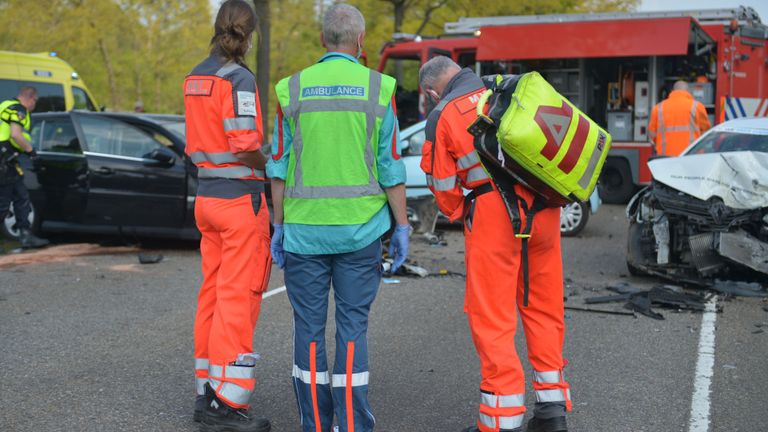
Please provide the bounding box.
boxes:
[688,296,719,432]
[263,285,286,299]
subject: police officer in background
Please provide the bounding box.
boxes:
[0,86,49,248]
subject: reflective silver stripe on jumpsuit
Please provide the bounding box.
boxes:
[208,364,256,406]
[195,358,209,395]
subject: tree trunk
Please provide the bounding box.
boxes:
[97,37,119,109]
[393,1,406,82]
[253,0,270,133]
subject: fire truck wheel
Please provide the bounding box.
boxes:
[598,158,635,204]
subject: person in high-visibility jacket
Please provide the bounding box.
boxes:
[268,5,409,432]
[183,1,271,431]
[0,86,49,249]
[419,56,571,432]
[648,80,711,156]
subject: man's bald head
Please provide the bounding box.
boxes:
[673,81,689,92]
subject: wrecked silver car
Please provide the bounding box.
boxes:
[626,118,768,284]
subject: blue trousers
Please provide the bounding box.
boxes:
[285,239,381,432]
[0,175,32,230]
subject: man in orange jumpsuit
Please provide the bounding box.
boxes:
[648,80,711,156]
[419,56,571,432]
[184,1,271,431]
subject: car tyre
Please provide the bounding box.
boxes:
[1,200,39,241]
[626,220,649,276]
[560,201,589,236]
[598,158,636,204]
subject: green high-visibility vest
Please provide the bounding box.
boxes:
[0,99,31,151]
[275,57,396,225]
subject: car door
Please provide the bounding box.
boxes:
[27,114,89,224]
[74,113,187,230]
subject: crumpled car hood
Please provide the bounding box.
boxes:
[649,151,768,209]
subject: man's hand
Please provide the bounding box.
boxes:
[271,224,286,269]
[388,224,410,273]
[26,149,39,161]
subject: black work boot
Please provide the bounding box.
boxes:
[200,383,271,432]
[193,394,206,422]
[526,416,568,432]
[19,229,49,249]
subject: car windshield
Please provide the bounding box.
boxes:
[687,129,768,154]
[159,120,186,143]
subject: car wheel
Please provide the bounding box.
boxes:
[406,206,420,232]
[598,158,636,204]
[560,201,589,236]
[1,200,37,241]
[626,220,649,276]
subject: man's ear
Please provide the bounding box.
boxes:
[426,89,440,102]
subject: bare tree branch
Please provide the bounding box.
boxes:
[415,0,449,35]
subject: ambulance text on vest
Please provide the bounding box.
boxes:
[302,86,365,98]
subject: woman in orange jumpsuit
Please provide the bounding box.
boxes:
[183,1,271,431]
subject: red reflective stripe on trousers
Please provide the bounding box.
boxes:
[274,104,284,161]
[309,342,322,432]
[346,341,355,432]
[390,96,400,161]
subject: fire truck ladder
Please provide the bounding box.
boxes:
[444,6,762,35]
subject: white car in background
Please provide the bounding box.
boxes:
[400,120,600,236]
[626,117,768,282]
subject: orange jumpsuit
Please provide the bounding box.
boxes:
[648,90,711,156]
[421,69,571,432]
[184,55,271,409]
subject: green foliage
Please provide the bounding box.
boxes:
[0,0,211,113]
[0,0,637,115]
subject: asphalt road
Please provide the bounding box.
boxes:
[1,204,766,432]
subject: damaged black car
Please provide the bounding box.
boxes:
[626,117,768,284]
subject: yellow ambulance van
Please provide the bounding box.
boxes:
[0,50,100,112]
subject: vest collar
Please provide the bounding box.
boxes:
[669,90,693,101]
[440,68,485,100]
[319,52,359,64]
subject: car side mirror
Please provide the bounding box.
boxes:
[144,148,175,167]
[400,139,410,156]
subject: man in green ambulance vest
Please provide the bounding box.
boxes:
[0,86,49,249]
[268,4,409,431]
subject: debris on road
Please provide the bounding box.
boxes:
[138,253,164,264]
[586,284,709,320]
[382,279,401,284]
[710,279,768,298]
[564,306,636,317]
[382,259,430,278]
[0,243,141,269]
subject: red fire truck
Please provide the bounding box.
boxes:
[377,6,768,203]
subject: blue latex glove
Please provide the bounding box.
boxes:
[388,224,410,274]
[271,224,286,269]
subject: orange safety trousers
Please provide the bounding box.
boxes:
[193,193,272,409]
[465,184,571,432]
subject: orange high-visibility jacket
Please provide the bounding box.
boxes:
[648,90,711,156]
[420,69,491,221]
[183,56,265,180]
